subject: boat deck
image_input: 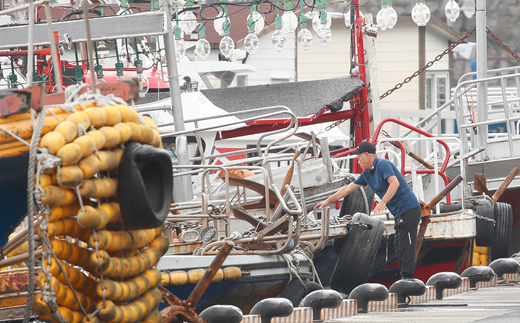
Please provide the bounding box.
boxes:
[327,283,520,323]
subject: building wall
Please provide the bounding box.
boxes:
[296,20,352,81]
[237,31,297,86]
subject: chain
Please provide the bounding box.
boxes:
[474,214,496,224]
[316,118,348,136]
[347,220,373,230]
[380,27,476,101]
[486,28,520,62]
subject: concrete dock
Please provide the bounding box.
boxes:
[327,284,520,323]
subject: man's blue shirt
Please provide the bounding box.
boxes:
[354,158,420,216]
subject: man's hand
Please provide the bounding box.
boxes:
[314,200,330,209]
[373,201,387,215]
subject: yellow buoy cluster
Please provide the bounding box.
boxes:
[472,241,489,266]
[161,266,243,286]
[34,102,168,323]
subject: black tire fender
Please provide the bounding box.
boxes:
[280,280,323,307]
[339,185,374,217]
[475,204,494,247]
[491,202,513,260]
[330,213,385,294]
[333,185,375,255]
[118,141,173,229]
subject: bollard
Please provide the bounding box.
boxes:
[348,283,389,313]
[426,272,462,300]
[488,258,520,277]
[461,266,495,288]
[199,305,243,323]
[250,298,293,323]
[388,278,426,305]
[301,290,343,321]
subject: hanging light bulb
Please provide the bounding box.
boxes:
[137,74,149,98]
[412,0,430,27]
[246,10,265,35]
[196,11,211,61]
[174,25,185,61]
[134,49,149,98]
[213,6,227,36]
[376,3,389,31]
[311,10,331,33]
[244,32,260,54]
[95,66,107,85]
[384,2,398,29]
[96,42,110,66]
[179,10,198,34]
[119,44,135,68]
[272,10,286,52]
[245,10,260,55]
[219,3,234,58]
[445,0,460,22]
[377,0,398,31]
[220,35,235,58]
[196,38,211,60]
[317,26,331,47]
[175,39,186,61]
[272,30,286,52]
[316,10,331,47]
[298,28,313,51]
[281,10,298,33]
[297,0,313,51]
[93,41,107,85]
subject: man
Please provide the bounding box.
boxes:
[314,141,421,279]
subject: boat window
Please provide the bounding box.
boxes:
[425,71,449,110]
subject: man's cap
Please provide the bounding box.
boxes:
[351,141,376,155]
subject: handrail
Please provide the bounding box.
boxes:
[452,72,520,154]
[157,105,296,134]
[373,118,451,174]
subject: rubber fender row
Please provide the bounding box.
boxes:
[222,258,520,323]
[160,267,243,286]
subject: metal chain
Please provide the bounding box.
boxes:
[316,118,348,136]
[347,220,373,230]
[474,214,496,224]
[486,28,520,62]
[380,27,477,101]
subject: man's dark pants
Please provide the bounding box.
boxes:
[393,205,421,279]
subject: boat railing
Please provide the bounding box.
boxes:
[149,105,303,167]
[372,118,471,207]
[453,71,520,158]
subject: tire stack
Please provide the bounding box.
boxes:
[33,102,168,323]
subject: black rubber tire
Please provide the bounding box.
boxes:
[332,236,346,254]
[330,213,385,294]
[280,280,323,307]
[339,185,374,217]
[491,202,513,260]
[332,186,374,255]
[118,141,173,229]
[475,204,495,247]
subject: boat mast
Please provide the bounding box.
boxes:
[160,0,193,202]
[476,0,487,159]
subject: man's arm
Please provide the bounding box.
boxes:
[373,175,400,215]
[314,182,362,209]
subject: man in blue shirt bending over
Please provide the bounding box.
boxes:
[315,141,421,279]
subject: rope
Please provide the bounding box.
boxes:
[23,106,47,322]
[221,231,243,241]
[360,186,369,214]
